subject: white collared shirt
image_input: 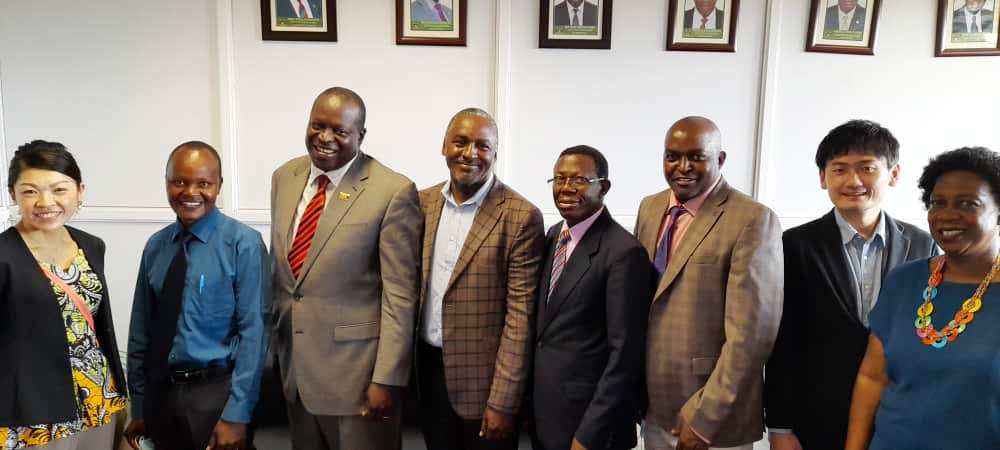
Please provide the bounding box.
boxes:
[291,152,359,239]
[693,8,718,30]
[964,8,984,33]
[421,174,496,347]
[838,7,857,31]
[834,209,887,327]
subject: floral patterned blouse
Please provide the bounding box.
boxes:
[0,249,126,449]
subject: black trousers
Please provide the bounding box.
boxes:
[149,371,254,450]
[418,341,520,450]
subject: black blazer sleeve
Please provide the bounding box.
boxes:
[764,231,803,429]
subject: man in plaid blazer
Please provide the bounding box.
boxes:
[635,117,783,450]
[416,108,545,450]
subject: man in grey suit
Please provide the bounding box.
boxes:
[824,0,866,32]
[683,0,725,30]
[553,0,599,27]
[411,0,453,23]
[636,117,783,450]
[953,0,994,33]
[270,87,422,450]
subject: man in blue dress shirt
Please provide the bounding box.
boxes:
[125,141,270,450]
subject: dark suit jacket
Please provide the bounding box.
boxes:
[683,8,725,29]
[532,209,653,450]
[953,8,995,33]
[824,5,866,32]
[0,226,126,426]
[553,0,599,27]
[276,0,322,19]
[764,210,936,450]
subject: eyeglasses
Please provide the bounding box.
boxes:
[546,176,607,188]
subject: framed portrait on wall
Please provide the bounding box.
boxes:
[396,0,467,46]
[666,0,740,52]
[936,0,1000,56]
[806,0,881,55]
[539,0,614,49]
[261,0,337,42]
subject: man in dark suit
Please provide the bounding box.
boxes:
[683,0,725,30]
[532,145,654,450]
[553,0,599,27]
[953,0,994,33]
[765,120,937,450]
[824,0,866,32]
[276,0,322,19]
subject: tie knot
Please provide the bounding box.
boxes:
[558,229,572,245]
[668,205,686,220]
[315,174,331,190]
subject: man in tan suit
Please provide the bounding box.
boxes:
[635,116,782,450]
[416,108,544,449]
[270,87,422,450]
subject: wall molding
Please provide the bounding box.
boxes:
[752,0,783,202]
[0,58,9,214]
[491,0,513,182]
[217,0,242,220]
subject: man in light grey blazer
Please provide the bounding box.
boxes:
[635,117,782,450]
[270,87,422,450]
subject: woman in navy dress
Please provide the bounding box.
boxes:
[845,146,1000,449]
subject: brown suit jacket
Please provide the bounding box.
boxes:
[418,178,545,419]
[270,153,422,416]
[635,180,783,447]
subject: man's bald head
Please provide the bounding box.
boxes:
[663,116,726,202]
[313,86,367,129]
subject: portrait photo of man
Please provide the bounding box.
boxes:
[552,0,599,27]
[683,0,725,31]
[953,0,995,33]
[276,0,323,21]
[824,0,867,33]
[411,0,454,25]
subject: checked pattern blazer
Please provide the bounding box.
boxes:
[418,178,545,419]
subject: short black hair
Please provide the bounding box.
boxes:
[167,140,222,176]
[918,146,1000,208]
[7,140,82,191]
[559,145,609,179]
[316,86,367,129]
[815,120,899,171]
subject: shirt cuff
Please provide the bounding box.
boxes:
[769,428,794,434]
[220,398,253,424]
[690,425,712,445]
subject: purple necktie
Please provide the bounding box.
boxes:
[653,205,686,274]
[434,3,448,21]
[548,229,572,301]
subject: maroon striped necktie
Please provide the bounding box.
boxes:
[289,174,330,279]
[548,229,572,301]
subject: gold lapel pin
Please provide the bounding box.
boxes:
[338,192,351,201]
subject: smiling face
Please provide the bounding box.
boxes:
[166,148,222,227]
[927,170,1000,259]
[820,150,899,217]
[663,120,725,202]
[305,94,366,172]
[694,0,718,16]
[442,113,497,196]
[966,0,986,13]
[552,154,608,227]
[10,168,84,232]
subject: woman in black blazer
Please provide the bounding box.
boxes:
[0,141,126,449]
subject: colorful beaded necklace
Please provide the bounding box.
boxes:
[915,255,1000,349]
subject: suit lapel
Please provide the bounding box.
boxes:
[654,182,728,301]
[638,191,670,259]
[294,153,371,289]
[817,211,861,321]
[882,213,910,279]
[537,210,608,337]
[420,187,445,305]
[444,180,505,293]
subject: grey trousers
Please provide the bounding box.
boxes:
[32,417,117,450]
[286,396,400,450]
[642,421,754,450]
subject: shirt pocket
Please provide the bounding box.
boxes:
[195,276,236,320]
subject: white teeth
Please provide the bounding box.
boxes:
[35,211,59,218]
[181,202,201,207]
[941,230,963,238]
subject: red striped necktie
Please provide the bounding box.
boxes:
[548,229,572,301]
[289,174,330,279]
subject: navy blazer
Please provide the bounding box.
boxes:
[764,210,936,450]
[0,226,126,427]
[531,209,654,450]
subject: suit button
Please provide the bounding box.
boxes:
[537,341,543,348]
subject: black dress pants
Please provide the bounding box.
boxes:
[150,371,253,450]
[418,341,520,450]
